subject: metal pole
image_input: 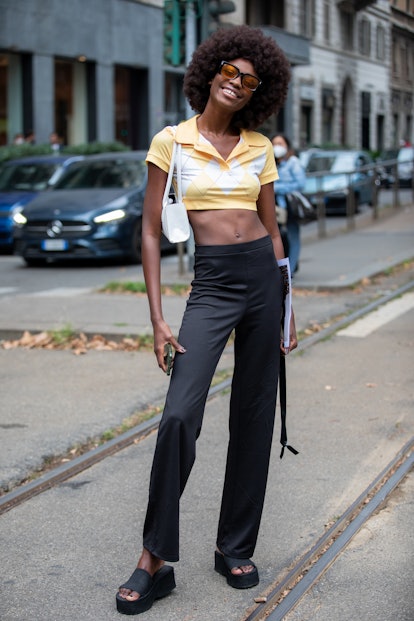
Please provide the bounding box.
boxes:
[185,1,197,271]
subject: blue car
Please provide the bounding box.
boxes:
[0,154,83,251]
[301,150,377,215]
[13,151,174,265]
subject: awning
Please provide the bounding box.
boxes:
[260,26,310,67]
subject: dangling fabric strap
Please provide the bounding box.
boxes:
[279,353,299,459]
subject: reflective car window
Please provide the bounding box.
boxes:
[399,147,413,163]
[330,153,355,173]
[0,163,59,191]
[53,160,146,190]
[307,156,336,173]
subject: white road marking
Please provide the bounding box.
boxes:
[28,287,92,297]
[338,292,414,338]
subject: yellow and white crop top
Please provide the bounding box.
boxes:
[146,115,278,211]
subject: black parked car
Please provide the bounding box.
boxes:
[13,152,173,265]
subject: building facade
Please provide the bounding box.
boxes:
[1,0,413,151]
[0,0,165,148]
[291,0,392,151]
[390,0,414,145]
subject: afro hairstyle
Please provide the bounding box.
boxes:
[183,24,291,131]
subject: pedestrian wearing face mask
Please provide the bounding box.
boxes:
[271,134,306,275]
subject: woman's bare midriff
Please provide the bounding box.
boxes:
[188,209,268,246]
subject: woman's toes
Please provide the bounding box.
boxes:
[231,564,253,576]
[118,588,139,601]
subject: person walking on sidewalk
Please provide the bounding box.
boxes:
[116,24,297,616]
[271,134,306,275]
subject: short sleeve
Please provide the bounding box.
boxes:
[258,138,279,185]
[146,126,176,174]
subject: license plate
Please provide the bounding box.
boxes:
[41,239,69,251]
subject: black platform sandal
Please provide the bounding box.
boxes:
[214,551,259,589]
[116,565,176,615]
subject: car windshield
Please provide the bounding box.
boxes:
[307,152,360,174]
[306,155,337,173]
[0,162,59,191]
[53,159,146,190]
[399,147,413,163]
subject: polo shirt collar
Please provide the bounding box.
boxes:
[175,115,266,160]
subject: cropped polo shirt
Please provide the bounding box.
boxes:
[146,115,278,211]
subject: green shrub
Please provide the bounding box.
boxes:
[0,141,130,163]
[63,141,130,155]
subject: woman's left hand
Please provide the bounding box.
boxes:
[280,310,298,355]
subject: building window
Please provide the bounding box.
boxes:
[299,0,315,38]
[358,18,371,57]
[376,25,385,61]
[392,37,399,77]
[246,0,284,28]
[340,11,354,51]
[324,1,330,44]
[401,42,408,79]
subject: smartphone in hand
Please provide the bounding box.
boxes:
[164,343,174,376]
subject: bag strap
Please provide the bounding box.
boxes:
[176,143,182,201]
[279,353,299,459]
[162,137,182,207]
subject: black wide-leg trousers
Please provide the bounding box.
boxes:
[143,236,283,562]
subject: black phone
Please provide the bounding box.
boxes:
[164,343,174,376]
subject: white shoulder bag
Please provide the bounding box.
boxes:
[161,140,190,243]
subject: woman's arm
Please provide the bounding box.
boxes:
[142,162,186,372]
[274,156,306,194]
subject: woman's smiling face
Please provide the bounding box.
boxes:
[211,58,258,111]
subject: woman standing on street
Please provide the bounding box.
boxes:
[271,134,306,275]
[116,25,297,616]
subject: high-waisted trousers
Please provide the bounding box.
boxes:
[143,235,283,562]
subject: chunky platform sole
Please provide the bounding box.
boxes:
[214,551,259,589]
[116,565,176,615]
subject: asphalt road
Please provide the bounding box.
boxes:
[1,188,412,296]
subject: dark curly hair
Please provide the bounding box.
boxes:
[183,25,291,131]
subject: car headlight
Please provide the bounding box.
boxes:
[93,209,126,224]
[12,206,27,226]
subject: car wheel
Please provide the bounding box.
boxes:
[128,218,142,264]
[24,258,46,267]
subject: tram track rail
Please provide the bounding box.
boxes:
[243,437,414,621]
[1,279,413,519]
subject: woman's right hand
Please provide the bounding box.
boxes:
[153,321,186,374]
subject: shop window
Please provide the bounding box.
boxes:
[55,60,73,146]
[115,65,148,149]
